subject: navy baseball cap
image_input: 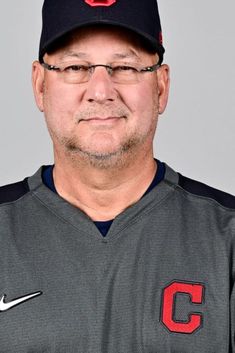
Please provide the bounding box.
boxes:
[39,0,165,64]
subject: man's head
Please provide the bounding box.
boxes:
[32,0,170,170]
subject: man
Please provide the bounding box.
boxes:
[0,0,234,352]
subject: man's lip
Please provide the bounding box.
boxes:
[80,116,125,122]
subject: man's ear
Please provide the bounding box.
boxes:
[32,61,45,112]
[157,64,170,114]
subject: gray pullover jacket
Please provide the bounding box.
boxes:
[0,164,234,353]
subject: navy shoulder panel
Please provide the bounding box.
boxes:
[0,178,30,204]
[178,173,235,209]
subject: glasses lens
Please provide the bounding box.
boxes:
[62,64,90,84]
[112,65,139,84]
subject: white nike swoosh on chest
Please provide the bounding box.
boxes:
[0,291,42,312]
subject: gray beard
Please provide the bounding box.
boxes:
[49,104,158,170]
[63,133,149,170]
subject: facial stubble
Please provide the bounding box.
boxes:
[45,89,159,170]
[63,117,158,170]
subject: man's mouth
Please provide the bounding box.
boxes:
[79,116,125,123]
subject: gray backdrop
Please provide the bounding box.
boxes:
[1,1,234,194]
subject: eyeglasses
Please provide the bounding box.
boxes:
[41,61,160,84]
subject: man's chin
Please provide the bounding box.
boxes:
[68,147,125,169]
[63,140,134,169]
[62,133,147,169]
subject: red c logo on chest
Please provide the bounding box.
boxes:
[161,281,205,334]
[85,0,116,6]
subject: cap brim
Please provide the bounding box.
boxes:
[39,20,165,63]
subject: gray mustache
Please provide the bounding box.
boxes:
[76,107,129,122]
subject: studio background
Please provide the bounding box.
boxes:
[1,0,234,194]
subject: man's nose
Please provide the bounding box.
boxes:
[84,66,117,103]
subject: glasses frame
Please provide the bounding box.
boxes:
[41,61,161,84]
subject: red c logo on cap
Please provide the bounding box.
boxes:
[85,0,116,6]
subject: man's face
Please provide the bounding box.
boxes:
[33,27,169,168]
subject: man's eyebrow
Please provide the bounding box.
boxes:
[58,51,89,60]
[112,50,141,61]
[58,50,141,61]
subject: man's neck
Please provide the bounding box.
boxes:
[52,153,157,221]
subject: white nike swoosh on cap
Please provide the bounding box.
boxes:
[0,291,42,312]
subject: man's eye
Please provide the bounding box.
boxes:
[64,65,88,72]
[113,65,137,72]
